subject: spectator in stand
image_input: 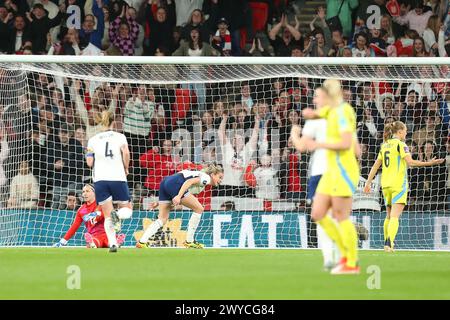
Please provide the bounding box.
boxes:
[417,140,447,206]
[423,15,442,55]
[412,112,439,149]
[217,113,259,197]
[26,3,64,54]
[181,9,211,43]
[244,33,273,56]
[2,0,30,15]
[237,82,256,114]
[267,98,289,154]
[412,36,429,56]
[127,6,144,55]
[123,84,155,185]
[79,1,105,50]
[305,28,331,57]
[279,137,307,200]
[357,107,381,144]
[74,125,87,148]
[100,4,110,49]
[326,0,359,38]
[7,161,39,209]
[388,29,418,57]
[48,27,81,55]
[172,26,214,113]
[174,0,203,26]
[269,14,302,56]
[108,4,140,55]
[172,26,214,56]
[0,13,32,54]
[139,139,177,195]
[380,14,395,44]
[203,0,251,56]
[309,6,332,46]
[212,17,233,56]
[59,191,79,210]
[352,32,375,57]
[71,79,118,139]
[393,1,433,36]
[438,85,450,128]
[0,128,9,207]
[47,124,85,209]
[143,0,176,56]
[328,29,346,56]
[252,154,280,200]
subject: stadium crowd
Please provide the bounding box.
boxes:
[0,0,448,211]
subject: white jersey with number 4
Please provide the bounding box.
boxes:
[87,130,128,182]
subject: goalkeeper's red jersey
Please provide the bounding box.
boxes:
[63,201,106,241]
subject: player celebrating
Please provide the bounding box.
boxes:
[364,121,444,252]
[85,111,133,253]
[53,184,125,248]
[302,79,360,275]
[291,87,338,271]
[136,164,224,249]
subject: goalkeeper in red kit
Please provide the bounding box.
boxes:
[53,184,125,248]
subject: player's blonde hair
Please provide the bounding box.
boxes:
[322,79,343,106]
[383,121,406,141]
[202,163,223,176]
[95,110,114,128]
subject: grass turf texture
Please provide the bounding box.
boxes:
[0,248,449,299]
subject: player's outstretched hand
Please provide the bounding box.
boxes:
[363,184,371,194]
[430,158,445,165]
[53,238,67,247]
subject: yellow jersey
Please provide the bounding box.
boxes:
[377,138,410,190]
[317,103,359,195]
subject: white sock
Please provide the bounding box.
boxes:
[186,212,202,243]
[117,207,132,219]
[139,219,164,243]
[104,217,118,247]
[317,224,335,266]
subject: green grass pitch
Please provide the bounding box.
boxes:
[0,248,449,299]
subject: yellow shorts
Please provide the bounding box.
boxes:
[382,187,408,206]
[316,170,358,197]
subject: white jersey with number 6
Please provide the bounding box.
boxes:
[87,130,128,182]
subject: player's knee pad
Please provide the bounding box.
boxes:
[117,207,132,219]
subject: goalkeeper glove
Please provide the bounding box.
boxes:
[53,238,68,247]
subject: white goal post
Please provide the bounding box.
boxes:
[0,56,448,250]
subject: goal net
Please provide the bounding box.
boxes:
[0,56,448,250]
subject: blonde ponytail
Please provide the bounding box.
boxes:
[95,110,114,128]
[383,121,406,141]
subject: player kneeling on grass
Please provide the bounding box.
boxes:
[53,184,125,248]
[137,164,224,249]
[364,121,444,252]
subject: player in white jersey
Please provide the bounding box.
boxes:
[290,87,339,271]
[136,164,224,249]
[86,111,132,253]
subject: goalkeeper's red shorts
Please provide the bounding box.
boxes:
[84,233,126,248]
